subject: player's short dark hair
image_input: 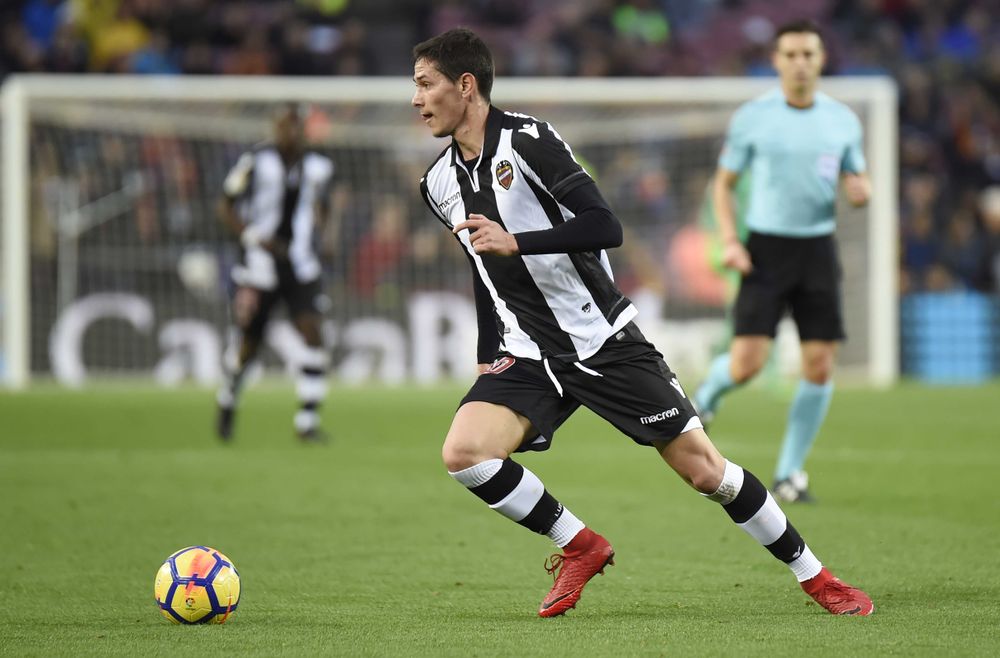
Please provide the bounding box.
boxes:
[273,102,305,123]
[774,19,824,48]
[413,28,494,103]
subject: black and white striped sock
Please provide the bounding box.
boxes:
[216,341,248,409]
[294,346,329,433]
[450,458,585,547]
[706,460,822,582]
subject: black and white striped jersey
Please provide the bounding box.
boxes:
[223,145,333,289]
[419,106,636,363]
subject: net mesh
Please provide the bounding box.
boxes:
[23,90,873,384]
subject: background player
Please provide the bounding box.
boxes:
[215,103,335,442]
[415,27,872,618]
[694,20,871,503]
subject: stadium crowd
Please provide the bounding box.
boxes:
[2,0,999,294]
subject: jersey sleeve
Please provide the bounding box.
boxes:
[419,176,450,227]
[223,152,255,199]
[718,105,754,173]
[514,180,622,255]
[511,121,593,202]
[840,112,867,174]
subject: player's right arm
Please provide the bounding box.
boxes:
[713,167,752,274]
[420,172,499,372]
[469,258,500,373]
[219,152,263,249]
[714,104,755,274]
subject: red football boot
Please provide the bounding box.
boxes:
[801,567,874,616]
[538,528,614,618]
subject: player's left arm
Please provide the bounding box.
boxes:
[453,122,622,257]
[314,159,345,261]
[840,113,870,208]
[313,158,336,235]
[316,168,333,230]
[454,182,622,256]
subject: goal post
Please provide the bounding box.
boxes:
[0,74,897,388]
[2,78,30,390]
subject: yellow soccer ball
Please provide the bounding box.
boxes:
[153,546,241,624]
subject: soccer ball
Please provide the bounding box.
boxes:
[154,546,241,624]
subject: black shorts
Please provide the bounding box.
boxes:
[732,232,845,341]
[243,263,324,339]
[460,323,702,452]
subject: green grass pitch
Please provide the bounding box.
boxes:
[1,381,999,656]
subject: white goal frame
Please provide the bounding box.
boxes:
[1,74,898,388]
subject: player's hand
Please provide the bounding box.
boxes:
[453,214,519,256]
[843,174,871,207]
[478,363,492,374]
[240,225,264,249]
[722,239,753,275]
[262,238,290,260]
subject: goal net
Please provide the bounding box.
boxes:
[1,75,897,388]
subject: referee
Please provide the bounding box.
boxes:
[215,103,334,442]
[414,27,872,618]
[693,20,871,502]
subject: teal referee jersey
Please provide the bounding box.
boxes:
[720,88,866,238]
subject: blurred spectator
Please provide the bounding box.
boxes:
[349,195,408,303]
[88,3,151,72]
[280,20,331,75]
[2,17,44,73]
[162,0,211,48]
[297,0,350,18]
[22,0,67,50]
[939,209,985,290]
[44,23,88,72]
[979,186,1000,292]
[901,212,939,293]
[221,28,275,76]
[613,0,670,46]
[128,29,178,74]
[330,19,372,75]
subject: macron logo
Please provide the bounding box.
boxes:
[437,191,461,211]
[519,123,539,139]
[640,408,679,425]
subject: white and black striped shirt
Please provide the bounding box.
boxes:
[420,107,636,362]
[224,145,333,289]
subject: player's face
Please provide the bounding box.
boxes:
[412,58,465,138]
[274,111,305,152]
[772,33,825,91]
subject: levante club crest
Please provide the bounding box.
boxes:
[495,160,514,189]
